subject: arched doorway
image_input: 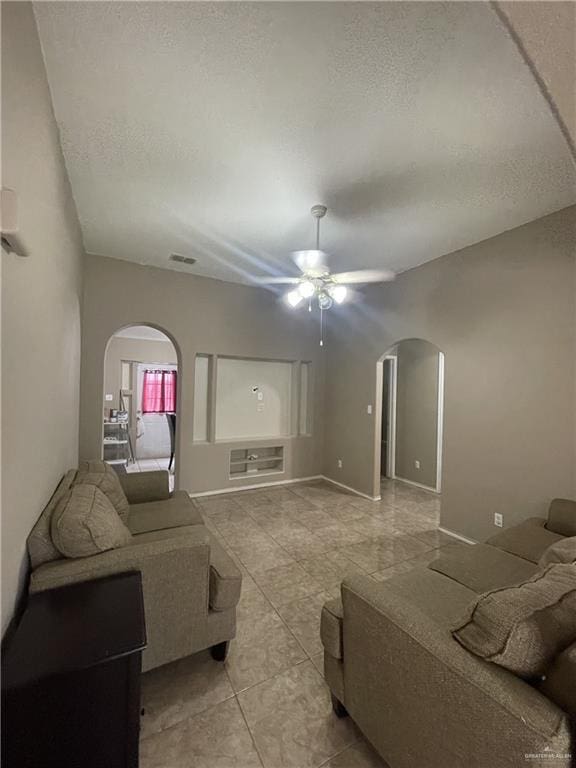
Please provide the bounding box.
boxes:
[374,338,444,498]
[102,324,180,489]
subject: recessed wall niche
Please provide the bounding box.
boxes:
[193,355,312,442]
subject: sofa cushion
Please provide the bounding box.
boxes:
[75,460,130,522]
[547,498,576,538]
[27,469,76,568]
[539,537,576,568]
[486,518,563,564]
[539,641,576,718]
[208,536,242,611]
[51,484,133,558]
[452,563,576,678]
[127,491,203,534]
[429,543,538,593]
[321,598,344,659]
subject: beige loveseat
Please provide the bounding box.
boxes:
[27,467,242,671]
[321,499,576,768]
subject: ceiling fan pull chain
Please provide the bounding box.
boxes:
[320,305,324,346]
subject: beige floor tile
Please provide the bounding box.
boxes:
[296,508,343,531]
[347,515,398,538]
[325,739,390,768]
[264,487,302,503]
[140,697,263,768]
[236,579,276,622]
[327,504,370,523]
[236,490,279,510]
[197,495,243,516]
[279,497,324,514]
[140,650,235,738]
[231,539,296,574]
[271,528,334,559]
[261,518,313,539]
[314,523,369,548]
[340,534,431,573]
[277,590,333,656]
[298,550,366,589]
[238,660,359,768]
[253,562,324,607]
[310,652,324,676]
[226,610,307,692]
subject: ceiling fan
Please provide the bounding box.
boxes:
[257,205,395,345]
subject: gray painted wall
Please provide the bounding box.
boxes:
[80,255,325,493]
[394,340,440,489]
[1,3,84,631]
[324,206,576,542]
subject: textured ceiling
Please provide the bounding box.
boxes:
[35,2,575,285]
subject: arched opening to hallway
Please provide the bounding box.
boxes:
[102,324,180,489]
[374,338,445,500]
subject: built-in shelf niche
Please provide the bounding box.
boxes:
[229,446,284,478]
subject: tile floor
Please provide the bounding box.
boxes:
[126,457,172,473]
[139,478,456,768]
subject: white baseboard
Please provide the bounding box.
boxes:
[190,475,323,498]
[321,476,381,502]
[438,526,477,546]
[393,475,440,494]
[189,473,382,501]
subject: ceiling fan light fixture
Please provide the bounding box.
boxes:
[286,289,303,308]
[298,280,315,298]
[330,285,348,304]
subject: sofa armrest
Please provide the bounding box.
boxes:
[340,575,570,752]
[117,470,170,504]
[30,527,211,670]
[547,498,576,537]
[321,598,343,659]
[208,536,242,611]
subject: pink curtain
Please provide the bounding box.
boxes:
[142,370,177,413]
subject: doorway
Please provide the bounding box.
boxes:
[376,339,444,496]
[103,325,179,486]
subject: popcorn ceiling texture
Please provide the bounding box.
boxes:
[34,1,575,285]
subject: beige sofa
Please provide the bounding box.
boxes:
[321,499,576,768]
[27,469,242,671]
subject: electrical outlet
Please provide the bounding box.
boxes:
[494,513,503,528]
[367,404,372,415]
[337,459,343,469]
[414,460,420,470]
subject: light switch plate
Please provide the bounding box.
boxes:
[105,394,113,402]
[494,513,503,527]
[367,404,372,414]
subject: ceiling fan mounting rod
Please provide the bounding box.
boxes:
[310,204,327,251]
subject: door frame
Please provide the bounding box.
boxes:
[435,352,445,493]
[383,355,397,479]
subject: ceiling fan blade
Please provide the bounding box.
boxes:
[254,276,301,285]
[331,269,395,284]
[291,249,329,274]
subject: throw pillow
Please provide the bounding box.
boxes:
[539,537,576,568]
[452,563,576,678]
[75,459,130,522]
[51,484,132,558]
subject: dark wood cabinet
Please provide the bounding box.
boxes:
[2,572,146,768]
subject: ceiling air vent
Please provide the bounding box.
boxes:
[169,253,197,266]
